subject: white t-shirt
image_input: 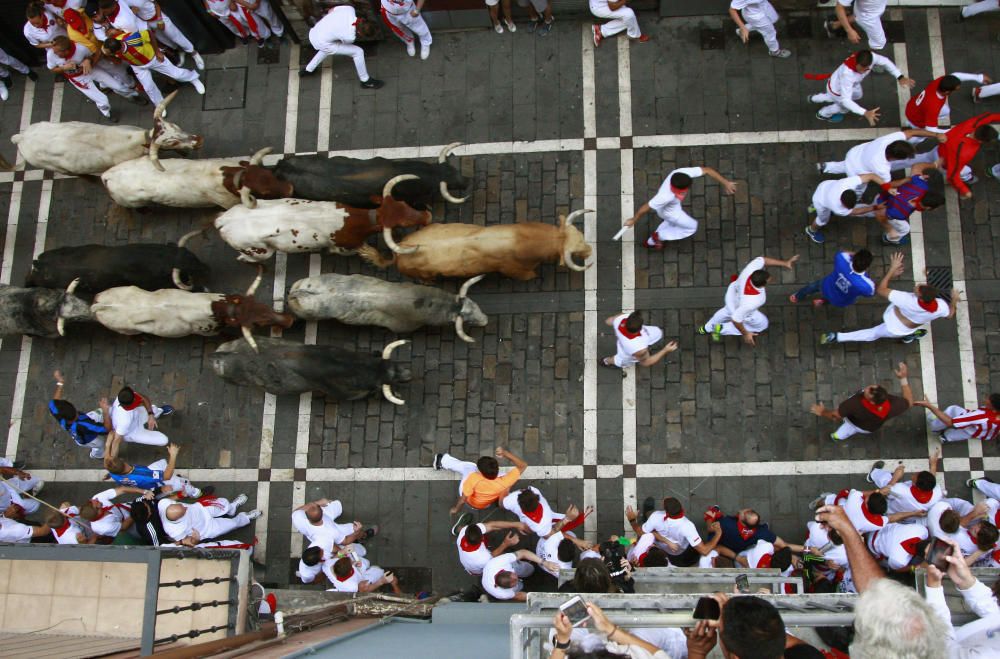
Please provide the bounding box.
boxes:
[887,479,944,515]
[291,501,353,546]
[926,501,981,556]
[845,131,907,180]
[456,523,493,576]
[158,500,214,542]
[611,314,660,365]
[105,0,146,33]
[502,487,560,537]
[323,556,384,593]
[627,532,657,565]
[815,176,863,214]
[837,0,887,19]
[536,532,574,577]
[310,6,357,46]
[882,289,950,335]
[641,512,702,555]
[110,399,149,438]
[89,488,129,537]
[648,167,704,219]
[741,540,776,569]
[52,505,92,544]
[0,517,34,543]
[297,542,326,584]
[23,18,66,47]
[804,521,849,569]
[481,552,531,600]
[868,523,928,570]
[724,256,767,322]
[840,489,888,534]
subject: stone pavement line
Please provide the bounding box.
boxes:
[581,25,599,539]
[5,82,63,462]
[616,35,638,528]
[0,78,36,290]
[926,8,984,480]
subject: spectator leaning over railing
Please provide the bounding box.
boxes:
[923,537,1000,656]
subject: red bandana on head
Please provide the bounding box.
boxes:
[523,504,544,523]
[617,318,641,340]
[756,552,773,568]
[670,185,689,202]
[335,567,355,582]
[917,298,939,313]
[122,393,145,411]
[736,519,757,541]
[460,535,482,553]
[900,536,922,556]
[910,485,933,504]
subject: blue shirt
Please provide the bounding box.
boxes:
[110,465,164,490]
[718,516,777,554]
[48,400,108,446]
[821,252,876,308]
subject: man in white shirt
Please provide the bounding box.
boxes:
[926,501,999,560]
[601,311,677,372]
[819,129,941,179]
[804,173,883,244]
[109,386,173,447]
[49,504,95,544]
[456,520,529,576]
[698,254,798,346]
[299,5,384,89]
[0,516,49,543]
[291,497,371,547]
[923,539,1000,657]
[815,486,923,534]
[629,498,722,567]
[866,522,928,571]
[0,460,43,518]
[98,0,205,69]
[0,47,38,102]
[729,0,789,58]
[78,485,151,539]
[326,544,401,594]
[623,166,737,248]
[822,252,957,345]
[47,36,140,121]
[590,0,647,46]
[503,487,587,539]
[808,49,914,124]
[481,550,556,601]
[380,0,431,60]
[868,454,943,518]
[203,0,271,44]
[830,0,887,51]
[158,495,261,545]
[919,395,1000,443]
[24,2,66,51]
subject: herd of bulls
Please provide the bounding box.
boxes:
[1,93,594,406]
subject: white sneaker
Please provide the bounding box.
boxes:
[247,509,263,520]
[89,447,105,459]
[505,19,516,32]
[420,44,430,60]
[769,48,791,58]
[32,480,45,496]
[406,41,415,57]
[232,493,248,508]
[191,78,205,95]
[192,52,205,70]
[176,51,186,67]
[0,83,8,102]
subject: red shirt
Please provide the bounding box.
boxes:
[905,77,950,129]
[938,112,1000,196]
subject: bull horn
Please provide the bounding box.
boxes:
[563,245,590,272]
[57,318,65,337]
[458,274,485,299]
[245,265,264,297]
[381,339,409,361]
[239,186,257,209]
[382,384,405,406]
[381,227,417,255]
[241,326,260,354]
[249,147,272,166]
[438,142,462,164]
[172,234,200,289]
[382,173,418,200]
[149,141,164,172]
[454,316,475,344]
[57,278,80,337]
[66,278,80,297]
[153,90,178,123]
[439,180,468,204]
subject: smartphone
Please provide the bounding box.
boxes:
[559,595,591,627]
[735,574,750,594]
[348,551,360,564]
[926,539,952,571]
[693,597,721,620]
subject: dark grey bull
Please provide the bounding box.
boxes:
[0,283,92,338]
[26,243,210,295]
[210,337,411,405]
[287,273,487,343]
[270,143,469,210]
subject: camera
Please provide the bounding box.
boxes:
[598,540,634,592]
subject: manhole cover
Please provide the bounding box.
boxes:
[202,67,247,111]
[926,266,953,294]
[701,29,724,50]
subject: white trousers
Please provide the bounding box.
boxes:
[151,14,195,54]
[703,308,769,336]
[212,6,273,41]
[973,478,1000,501]
[132,59,200,106]
[853,11,886,50]
[743,3,780,52]
[614,326,663,367]
[835,323,908,343]
[833,417,869,440]
[0,48,29,77]
[650,209,699,242]
[441,453,477,496]
[811,187,841,227]
[812,85,862,119]
[0,458,40,515]
[893,146,974,183]
[66,64,138,117]
[147,458,200,497]
[200,497,251,540]
[978,81,1000,99]
[382,9,432,47]
[252,0,285,37]
[590,4,641,38]
[306,42,369,81]
[122,405,169,447]
[961,0,998,18]
[929,405,979,442]
[868,467,893,488]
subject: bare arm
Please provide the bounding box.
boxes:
[700,167,737,195]
[762,255,799,270]
[876,252,905,299]
[895,362,913,405]
[928,447,941,476]
[449,495,468,516]
[810,403,843,422]
[694,523,722,555]
[916,401,954,428]
[162,444,179,481]
[729,7,749,40]
[624,203,651,227]
[638,340,679,367]
[834,3,860,43]
[52,370,65,400]
[498,447,528,473]
[888,510,926,523]
[948,289,961,319]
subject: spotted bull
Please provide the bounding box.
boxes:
[206,175,431,263]
[288,273,487,343]
[0,283,92,338]
[89,268,293,349]
[26,242,210,295]
[358,210,593,281]
[270,143,469,210]
[101,147,293,209]
[11,92,201,176]
[211,337,411,405]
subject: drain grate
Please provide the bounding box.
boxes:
[701,29,725,50]
[926,266,953,294]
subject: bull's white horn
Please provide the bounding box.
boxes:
[438,142,462,164]
[149,141,165,172]
[382,227,418,255]
[381,339,409,361]
[153,90,178,123]
[242,326,260,354]
[66,278,81,297]
[382,173,418,200]
[458,274,485,299]
[249,147,272,166]
[232,169,244,190]
[454,316,475,344]
[239,186,257,209]
[439,180,468,204]
[56,318,65,337]
[382,383,405,406]
[171,268,192,290]
[563,245,591,272]
[177,229,202,250]
[245,265,264,297]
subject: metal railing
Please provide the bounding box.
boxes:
[557,566,803,593]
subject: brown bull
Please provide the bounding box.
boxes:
[358,210,593,281]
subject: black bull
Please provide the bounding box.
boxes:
[210,337,411,403]
[26,244,210,295]
[269,154,468,210]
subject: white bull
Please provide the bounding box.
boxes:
[10,92,201,176]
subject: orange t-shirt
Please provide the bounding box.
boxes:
[462,468,522,509]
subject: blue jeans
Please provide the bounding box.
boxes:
[794,280,823,301]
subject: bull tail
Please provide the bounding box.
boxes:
[357,244,394,269]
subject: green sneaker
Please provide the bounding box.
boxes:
[711,324,723,343]
[696,325,708,335]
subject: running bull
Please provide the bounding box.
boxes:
[288,273,487,343]
[89,268,293,350]
[358,210,593,281]
[10,91,201,176]
[26,242,210,295]
[207,175,431,263]
[101,147,293,209]
[0,283,93,338]
[211,337,412,405]
[270,142,469,210]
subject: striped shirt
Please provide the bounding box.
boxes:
[952,407,1000,441]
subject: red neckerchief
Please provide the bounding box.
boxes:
[900,536,921,555]
[835,489,850,504]
[743,278,761,296]
[860,396,891,419]
[122,393,145,411]
[843,52,860,72]
[756,552,773,568]
[860,498,885,527]
[617,318,641,340]
[667,509,685,520]
[992,548,1000,565]
[968,529,980,547]
[670,184,688,202]
[335,567,355,582]
[636,551,649,567]
[460,536,482,553]
[523,504,544,523]
[993,509,1000,529]
[736,519,757,541]
[910,485,933,504]
[917,298,939,312]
